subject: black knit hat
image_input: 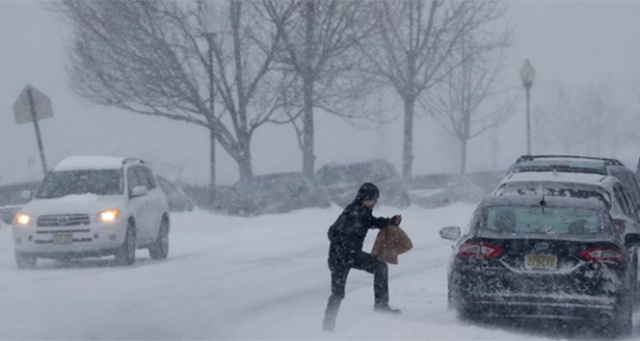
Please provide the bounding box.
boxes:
[356,182,380,202]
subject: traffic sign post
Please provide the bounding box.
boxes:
[13,85,53,177]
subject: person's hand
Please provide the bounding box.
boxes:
[391,214,402,226]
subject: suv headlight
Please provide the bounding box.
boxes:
[97,209,120,223]
[15,212,32,226]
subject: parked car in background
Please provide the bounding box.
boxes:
[466,170,508,193]
[0,180,41,225]
[510,155,640,209]
[314,159,410,208]
[157,176,194,212]
[12,156,170,268]
[407,173,485,209]
[215,172,331,216]
[440,195,639,337]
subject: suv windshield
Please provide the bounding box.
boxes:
[482,205,607,236]
[35,170,123,198]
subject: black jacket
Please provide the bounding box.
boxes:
[327,199,392,265]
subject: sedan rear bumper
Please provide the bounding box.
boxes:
[458,291,618,320]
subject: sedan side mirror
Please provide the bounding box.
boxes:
[130,186,149,198]
[439,226,461,241]
[625,233,640,247]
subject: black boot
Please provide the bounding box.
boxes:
[323,296,342,331]
[374,303,401,314]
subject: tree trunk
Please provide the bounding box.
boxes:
[301,0,316,177]
[460,138,468,175]
[302,78,315,176]
[402,96,415,179]
[237,149,253,182]
[209,128,216,188]
[208,127,217,205]
[235,126,253,181]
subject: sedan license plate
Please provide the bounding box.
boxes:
[52,233,73,244]
[525,254,557,271]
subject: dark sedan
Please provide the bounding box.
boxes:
[440,196,640,337]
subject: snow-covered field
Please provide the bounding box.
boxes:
[0,203,637,340]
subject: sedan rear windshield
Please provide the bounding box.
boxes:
[35,170,123,198]
[481,205,607,236]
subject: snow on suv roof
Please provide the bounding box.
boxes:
[510,155,626,176]
[53,156,134,171]
[495,171,618,207]
[500,171,611,186]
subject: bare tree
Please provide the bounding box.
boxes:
[263,0,375,176]
[53,0,285,183]
[425,22,515,175]
[359,0,510,179]
[536,84,634,157]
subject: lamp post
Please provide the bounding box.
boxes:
[201,1,218,199]
[520,59,535,155]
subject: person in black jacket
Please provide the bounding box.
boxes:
[322,182,402,331]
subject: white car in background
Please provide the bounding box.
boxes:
[407,173,486,209]
[12,156,170,269]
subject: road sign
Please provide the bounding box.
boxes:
[12,85,51,176]
[13,85,53,124]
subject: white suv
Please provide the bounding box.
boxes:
[12,156,170,268]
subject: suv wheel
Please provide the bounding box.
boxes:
[15,251,37,269]
[115,224,136,266]
[149,218,169,260]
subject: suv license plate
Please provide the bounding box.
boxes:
[525,254,557,271]
[52,233,73,244]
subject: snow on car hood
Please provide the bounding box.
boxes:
[21,194,124,216]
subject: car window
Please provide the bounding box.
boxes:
[482,205,606,235]
[0,189,22,206]
[614,184,638,222]
[132,166,152,189]
[127,167,142,191]
[140,167,157,189]
[35,170,123,198]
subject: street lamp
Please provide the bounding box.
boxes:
[520,59,535,155]
[201,1,220,198]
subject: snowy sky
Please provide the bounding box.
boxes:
[2,1,640,185]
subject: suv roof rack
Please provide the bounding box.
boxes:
[122,157,145,165]
[515,155,623,166]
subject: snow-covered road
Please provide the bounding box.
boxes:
[0,203,636,340]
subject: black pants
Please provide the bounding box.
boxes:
[323,251,388,330]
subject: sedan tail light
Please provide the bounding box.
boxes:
[458,241,503,259]
[580,246,624,264]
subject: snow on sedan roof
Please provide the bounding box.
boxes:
[53,156,127,171]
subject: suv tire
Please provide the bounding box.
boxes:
[15,251,37,269]
[149,219,169,260]
[115,224,136,266]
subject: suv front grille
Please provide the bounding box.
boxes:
[37,214,90,227]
